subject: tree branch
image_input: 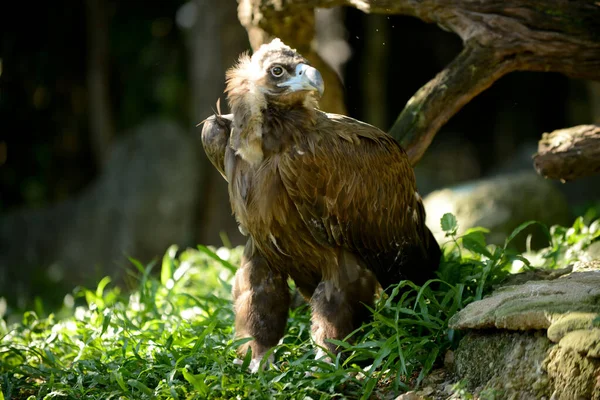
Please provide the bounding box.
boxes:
[390,45,516,164]
[533,125,600,182]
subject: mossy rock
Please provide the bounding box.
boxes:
[557,329,600,358]
[449,271,600,331]
[454,331,600,399]
[450,262,600,400]
[544,344,600,399]
[547,312,600,342]
[453,331,553,399]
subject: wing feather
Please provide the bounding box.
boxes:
[200,113,233,180]
[278,112,438,287]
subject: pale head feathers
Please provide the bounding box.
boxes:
[225,38,317,166]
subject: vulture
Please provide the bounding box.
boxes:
[201,39,441,371]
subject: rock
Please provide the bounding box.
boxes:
[443,350,455,370]
[574,258,600,272]
[448,270,600,331]
[454,330,600,399]
[585,241,600,261]
[453,331,553,399]
[557,329,600,358]
[497,266,573,288]
[544,344,600,400]
[394,391,424,400]
[449,261,600,400]
[547,312,600,343]
[0,120,201,305]
[423,172,570,246]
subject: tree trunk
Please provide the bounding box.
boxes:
[86,0,115,169]
[237,0,347,114]
[362,14,389,130]
[533,125,600,182]
[185,0,248,246]
[237,0,600,165]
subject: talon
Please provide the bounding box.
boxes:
[248,358,263,374]
[235,354,274,374]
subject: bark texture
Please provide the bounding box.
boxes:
[533,125,600,182]
[86,0,115,168]
[237,1,347,114]
[186,0,247,246]
[238,0,600,165]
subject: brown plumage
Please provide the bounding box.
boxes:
[201,39,440,371]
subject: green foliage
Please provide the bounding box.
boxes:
[1,216,598,399]
[527,216,600,268]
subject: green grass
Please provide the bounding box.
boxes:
[1,215,598,400]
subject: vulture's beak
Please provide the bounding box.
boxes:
[278,63,324,97]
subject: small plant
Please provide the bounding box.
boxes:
[1,215,598,399]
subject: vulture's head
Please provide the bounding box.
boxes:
[226,39,324,111]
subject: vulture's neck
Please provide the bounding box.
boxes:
[229,89,318,166]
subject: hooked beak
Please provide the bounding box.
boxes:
[278,63,324,97]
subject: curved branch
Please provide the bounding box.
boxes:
[389,45,516,165]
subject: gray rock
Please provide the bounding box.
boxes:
[448,261,600,400]
[423,172,570,246]
[448,270,600,331]
[0,120,201,305]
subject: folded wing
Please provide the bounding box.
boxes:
[278,112,440,289]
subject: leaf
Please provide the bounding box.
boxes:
[505,254,531,268]
[463,227,490,235]
[161,245,178,286]
[101,310,111,336]
[182,368,208,396]
[95,276,112,299]
[360,377,378,400]
[128,257,146,274]
[441,213,458,235]
[111,371,129,394]
[197,245,238,273]
[462,233,493,259]
[240,346,252,371]
[128,379,154,396]
[505,221,550,248]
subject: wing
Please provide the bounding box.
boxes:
[200,113,233,180]
[278,112,439,288]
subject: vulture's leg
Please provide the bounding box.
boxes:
[309,269,378,360]
[232,238,290,372]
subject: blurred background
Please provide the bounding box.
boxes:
[1,0,599,307]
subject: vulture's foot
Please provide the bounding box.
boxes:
[233,353,274,374]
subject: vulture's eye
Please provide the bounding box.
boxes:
[270,65,284,78]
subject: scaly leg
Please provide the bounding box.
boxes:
[232,238,290,372]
